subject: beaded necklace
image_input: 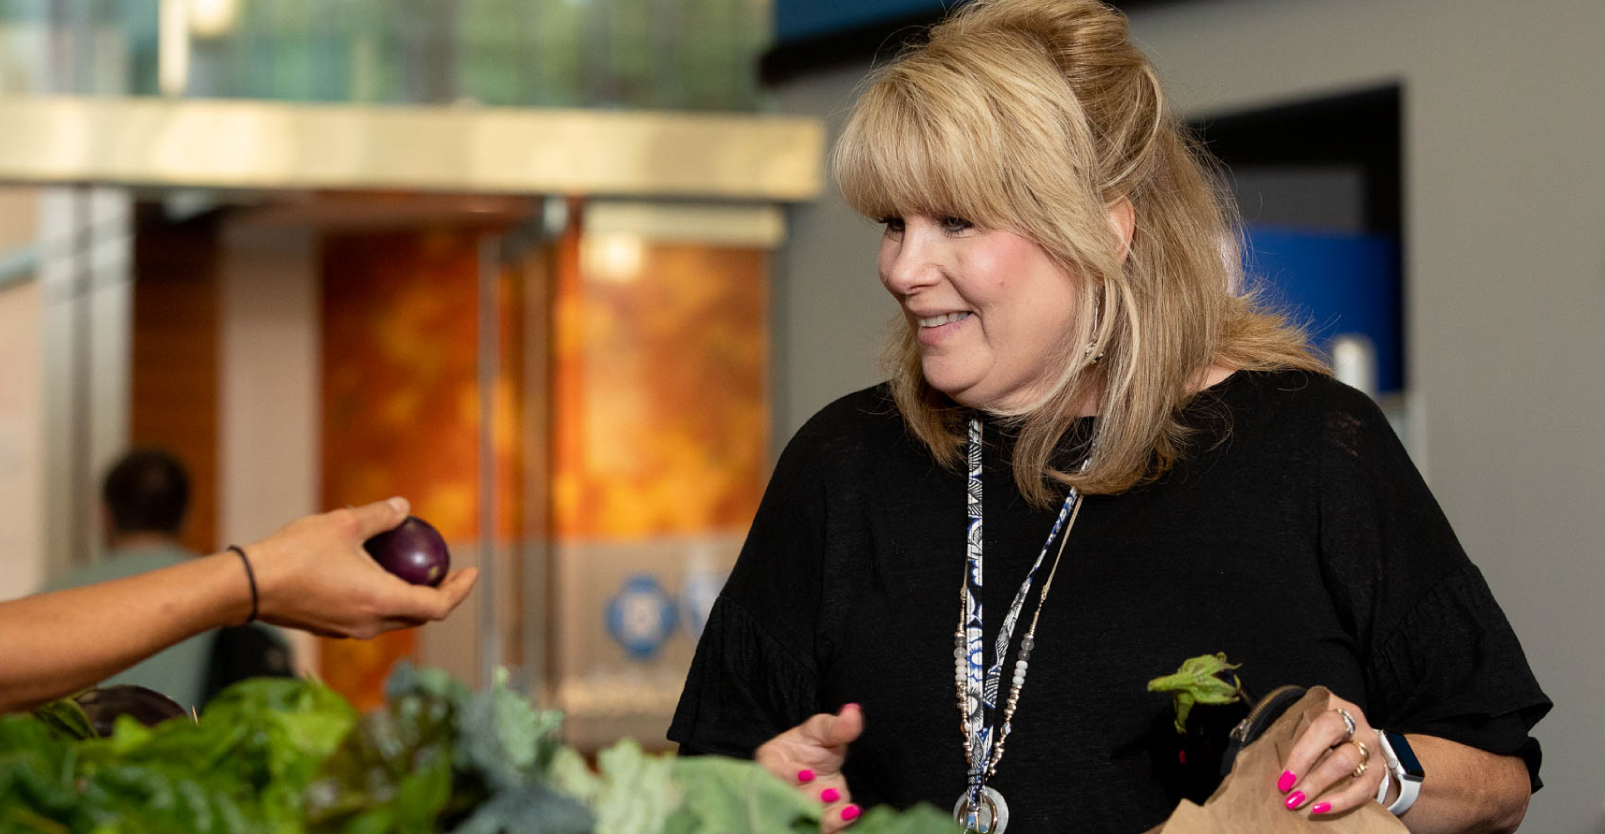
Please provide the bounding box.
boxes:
[953,417,1090,834]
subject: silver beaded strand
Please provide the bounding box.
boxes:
[977,495,1083,778]
[954,417,1093,816]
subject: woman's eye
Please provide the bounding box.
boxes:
[880,216,906,234]
[941,216,974,234]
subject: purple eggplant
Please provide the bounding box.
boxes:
[363,516,451,587]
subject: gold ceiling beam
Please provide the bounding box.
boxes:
[0,96,825,201]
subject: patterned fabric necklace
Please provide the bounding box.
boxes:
[952,417,1090,834]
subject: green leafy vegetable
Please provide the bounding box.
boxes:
[448,783,594,834]
[0,669,954,834]
[454,668,563,793]
[305,669,466,833]
[1146,652,1245,733]
[307,663,589,834]
[0,713,83,820]
[585,740,680,834]
[671,754,818,834]
[29,698,97,742]
[0,678,358,833]
[847,804,963,834]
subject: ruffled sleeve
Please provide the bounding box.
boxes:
[1316,386,1551,789]
[668,411,835,757]
[668,597,819,757]
[1367,563,1550,786]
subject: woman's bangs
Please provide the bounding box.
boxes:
[837,77,1007,228]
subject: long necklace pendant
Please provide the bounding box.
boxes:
[953,786,1010,834]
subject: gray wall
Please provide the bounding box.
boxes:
[770,0,1605,830]
[772,64,897,438]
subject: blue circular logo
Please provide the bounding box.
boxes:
[605,574,679,660]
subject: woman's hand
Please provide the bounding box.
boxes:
[247,497,479,639]
[1277,692,1387,817]
[755,704,865,832]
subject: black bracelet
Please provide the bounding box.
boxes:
[228,545,259,625]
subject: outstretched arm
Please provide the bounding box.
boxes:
[0,497,478,714]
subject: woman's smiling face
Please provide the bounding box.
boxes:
[878,214,1082,411]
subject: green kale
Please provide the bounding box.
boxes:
[444,784,593,834]
[670,753,819,834]
[307,664,585,834]
[0,666,984,834]
[454,669,563,793]
[844,804,961,834]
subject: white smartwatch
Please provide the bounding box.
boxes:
[1374,729,1424,815]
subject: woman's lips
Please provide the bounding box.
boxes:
[915,311,972,346]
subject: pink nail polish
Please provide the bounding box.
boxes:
[797,769,815,783]
[841,805,861,822]
[1277,770,1297,793]
[1285,791,1305,810]
[821,788,842,803]
[1312,802,1331,815]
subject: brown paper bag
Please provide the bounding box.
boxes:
[1141,687,1407,834]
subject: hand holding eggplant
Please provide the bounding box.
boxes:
[244,497,478,639]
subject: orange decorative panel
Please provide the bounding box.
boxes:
[552,234,769,540]
[548,213,770,750]
[318,228,486,710]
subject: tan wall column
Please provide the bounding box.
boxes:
[217,220,322,675]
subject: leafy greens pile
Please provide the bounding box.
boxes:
[0,667,955,834]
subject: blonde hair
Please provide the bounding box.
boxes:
[834,0,1327,504]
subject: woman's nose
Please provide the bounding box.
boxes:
[880,229,941,295]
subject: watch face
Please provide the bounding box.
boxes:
[1386,731,1426,780]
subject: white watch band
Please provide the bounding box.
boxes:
[1374,729,1421,815]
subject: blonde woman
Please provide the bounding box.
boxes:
[670,1,1547,832]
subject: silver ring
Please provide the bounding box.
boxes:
[1334,708,1357,742]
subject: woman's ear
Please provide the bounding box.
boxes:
[1107,198,1135,266]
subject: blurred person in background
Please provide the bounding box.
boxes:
[2,496,477,714]
[39,449,292,709]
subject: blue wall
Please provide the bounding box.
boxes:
[1245,225,1403,393]
[774,0,954,44]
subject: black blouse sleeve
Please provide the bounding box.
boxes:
[1315,386,1551,789]
[668,417,831,757]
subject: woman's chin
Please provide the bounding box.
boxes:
[921,372,987,409]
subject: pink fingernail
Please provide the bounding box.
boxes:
[1312,802,1332,815]
[797,769,815,783]
[1285,791,1305,810]
[841,805,861,822]
[821,788,841,803]
[840,703,860,715]
[1277,771,1297,793]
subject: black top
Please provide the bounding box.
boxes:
[669,371,1549,832]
